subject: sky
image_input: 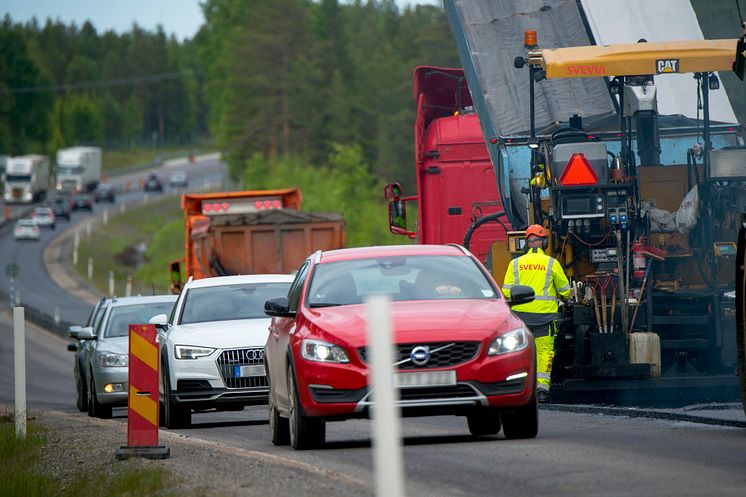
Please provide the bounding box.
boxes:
[2,0,442,41]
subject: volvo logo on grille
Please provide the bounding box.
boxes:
[410,346,430,366]
[243,349,264,361]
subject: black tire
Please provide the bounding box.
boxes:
[287,365,325,450]
[87,373,112,419]
[501,394,538,440]
[269,388,290,446]
[162,363,191,429]
[75,364,88,412]
[467,409,501,436]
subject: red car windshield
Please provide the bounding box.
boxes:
[307,255,499,307]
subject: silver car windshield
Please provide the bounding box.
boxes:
[179,282,291,324]
[104,301,176,338]
[307,255,498,307]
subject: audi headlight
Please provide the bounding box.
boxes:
[488,328,530,356]
[175,345,215,360]
[97,351,128,367]
[301,339,349,363]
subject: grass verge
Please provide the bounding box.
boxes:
[0,413,176,497]
[75,195,184,296]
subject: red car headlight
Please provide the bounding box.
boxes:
[301,339,350,363]
[487,328,530,356]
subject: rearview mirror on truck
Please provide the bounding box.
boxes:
[384,182,403,199]
[389,200,408,233]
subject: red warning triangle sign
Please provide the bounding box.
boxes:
[559,153,598,186]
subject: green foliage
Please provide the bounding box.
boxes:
[242,144,401,247]
[138,218,185,290]
[0,17,204,155]
[76,196,183,295]
[0,414,178,497]
[199,0,460,190]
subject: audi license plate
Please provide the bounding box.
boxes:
[235,365,264,378]
[394,370,456,388]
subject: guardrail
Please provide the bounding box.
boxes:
[0,287,75,339]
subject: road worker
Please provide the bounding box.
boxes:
[502,224,571,399]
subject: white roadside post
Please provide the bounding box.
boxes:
[125,275,132,297]
[53,306,60,326]
[108,270,115,296]
[14,307,26,439]
[85,221,91,240]
[87,257,94,280]
[366,296,405,497]
[103,209,108,226]
[120,203,126,215]
[73,231,79,266]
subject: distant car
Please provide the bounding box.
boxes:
[144,173,163,192]
[151,274,294,428]
[51,197,71,220]
[77,295,178,418]
[264,245,538,449]
[72,193,94,211]
[169,171,188,188]
[14,219,40,240]
[31,206,56,229]
[93,183,116,203]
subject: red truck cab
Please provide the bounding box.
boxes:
[386,66,510,263]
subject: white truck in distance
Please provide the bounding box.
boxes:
[4,155,50,203]
[56,146,101,193]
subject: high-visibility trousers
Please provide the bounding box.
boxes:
[518,318,556,389]
[535,333,554,388]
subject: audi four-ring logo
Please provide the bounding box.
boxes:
[243,349,264,361]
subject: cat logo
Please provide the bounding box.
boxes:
[656,59,680,74]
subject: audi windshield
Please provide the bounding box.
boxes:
[179,283,291,324]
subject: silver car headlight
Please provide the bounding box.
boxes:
[97,351,129,367]
[488,328,530,356]
[175,345,215,360]
[301,339,349,363]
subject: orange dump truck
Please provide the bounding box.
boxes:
[170,188,345,292]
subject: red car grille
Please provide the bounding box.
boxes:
[357,342,481,369]
[216,348,268,390]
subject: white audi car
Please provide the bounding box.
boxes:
[151,274,294,428]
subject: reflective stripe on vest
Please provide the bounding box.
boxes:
[543,258,554,298]
[512,258,520,285]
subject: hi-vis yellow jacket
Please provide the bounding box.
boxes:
[502,247,571,314]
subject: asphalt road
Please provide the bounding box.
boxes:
[0,156,225,325]
[1,155,745,496]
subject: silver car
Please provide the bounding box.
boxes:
[68,298,111,412]
[77,295,177,418]
[13,219,40,240]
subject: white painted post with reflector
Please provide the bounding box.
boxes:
[366,296,405,497]
[14,307,26,439]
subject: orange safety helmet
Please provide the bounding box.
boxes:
[525,224,547,239]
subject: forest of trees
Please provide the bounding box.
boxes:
[0,16,205,156]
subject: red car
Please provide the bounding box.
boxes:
[264,244,538,449]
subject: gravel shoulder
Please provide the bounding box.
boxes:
[1,405,372,497]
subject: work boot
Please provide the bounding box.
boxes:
[536,384,550,403]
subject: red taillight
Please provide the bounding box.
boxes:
[272,200,281,208]
[221,202,229,211]
[203,203,212,212]
[559,153,598,186]
[255,201,262,209]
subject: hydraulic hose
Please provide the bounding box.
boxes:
[462,211,509,254]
